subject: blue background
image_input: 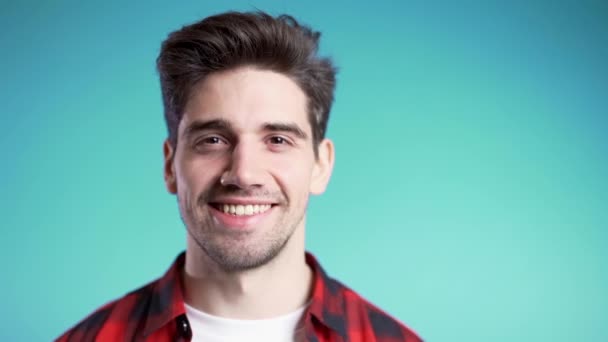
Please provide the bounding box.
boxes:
[1,0,607,341]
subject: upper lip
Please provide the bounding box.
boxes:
[209,198,278,205]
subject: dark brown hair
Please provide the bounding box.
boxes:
[157,11,337,155]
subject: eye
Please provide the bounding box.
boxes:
[268,136,287,145]
[266,135,295,152]
[203,136,223,144]
[193,135,229,152]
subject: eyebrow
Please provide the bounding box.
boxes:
[262,122,308,140]
[183,119,233,139]
[182,119,308,140]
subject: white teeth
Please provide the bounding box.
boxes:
[245,204,254,215]
[219,203,272,216]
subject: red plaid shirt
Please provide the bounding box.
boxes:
[57,252,422,342]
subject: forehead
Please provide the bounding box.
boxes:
[180,67,309,133]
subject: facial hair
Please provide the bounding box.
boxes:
[178,183,306,273]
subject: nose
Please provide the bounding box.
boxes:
[220,142,265,189]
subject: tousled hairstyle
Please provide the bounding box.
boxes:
[156,11,337,156]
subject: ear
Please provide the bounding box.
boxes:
[163,139,178,194]
[310,138,335,195]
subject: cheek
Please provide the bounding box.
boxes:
[175,152,227,194]
[271,155,314,195]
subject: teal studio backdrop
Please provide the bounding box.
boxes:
[1,0,607,341]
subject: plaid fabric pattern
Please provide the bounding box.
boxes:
[57,252,422,342]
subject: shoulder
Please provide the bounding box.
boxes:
[330,277,424,342]
[55,280,156,342]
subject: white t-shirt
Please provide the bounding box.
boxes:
[184,303,308,342]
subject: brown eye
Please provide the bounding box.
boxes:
[196,136,226,146]
[269,136,286,145]
[204,136,222,144]
[192,135,229,152]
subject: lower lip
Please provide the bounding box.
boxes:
[208,205,275,229]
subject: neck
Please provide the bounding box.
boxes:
[182,228,313,319]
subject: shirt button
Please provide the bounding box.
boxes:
[177,314,192,339]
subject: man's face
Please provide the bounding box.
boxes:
[163,67,333,272]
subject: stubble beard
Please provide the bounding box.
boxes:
[178,189,306,273]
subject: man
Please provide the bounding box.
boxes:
[57,11,422,342]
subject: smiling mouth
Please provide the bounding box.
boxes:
[209,203,276,216]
